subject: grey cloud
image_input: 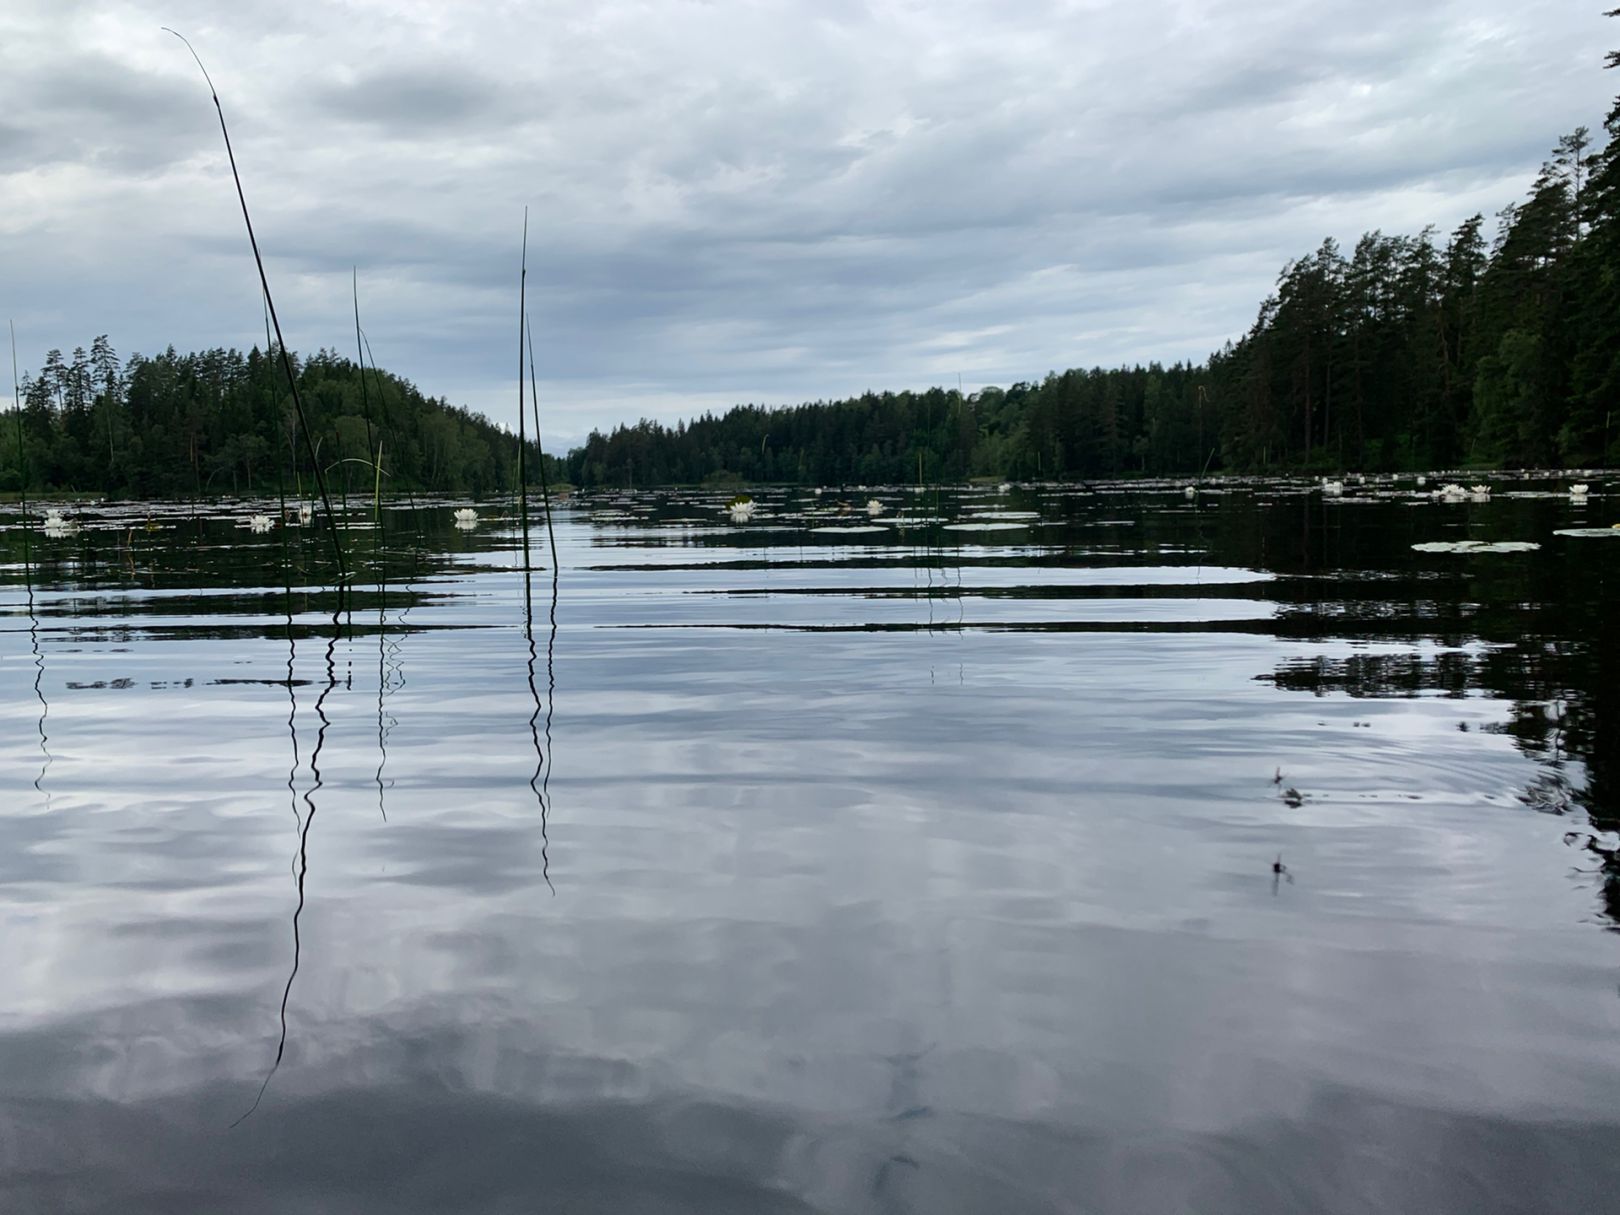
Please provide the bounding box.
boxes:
[310,66,506,131]
[0,52,203,174]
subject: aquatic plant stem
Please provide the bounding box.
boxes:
[165,28,348,594]
[525,315,561,588]
[352,268,381,522]
[516,209,533,578]
[9,319,29,583]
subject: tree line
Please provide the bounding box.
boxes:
[2,342,562,499]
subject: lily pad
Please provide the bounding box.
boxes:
[1552,528,1620,538]
[1411,540,1540,553]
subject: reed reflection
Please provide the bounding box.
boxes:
[235,597,342,1126]
[522,559,558,894]
[26,583,52,807]
[523,317,561,893]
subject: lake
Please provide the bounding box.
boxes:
[2,477,1617,1213]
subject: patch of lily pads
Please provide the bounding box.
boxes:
[1552,527,1620,538]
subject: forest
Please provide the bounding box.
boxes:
[6,23,1617,497]
[1,342,561,498]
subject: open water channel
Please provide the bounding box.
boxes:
[1,477,1617,1212]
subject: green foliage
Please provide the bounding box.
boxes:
[2,341,562,499]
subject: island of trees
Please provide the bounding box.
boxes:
[5,22,1617,498]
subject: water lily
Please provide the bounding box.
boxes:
[42,507,79,537]
[727,498,756,523]
[865,498,884,517]
[1183,485,1197,499]
[1570,483,1590,499]
[248,514,274,533]
[1468,484,1491,499]
[453,507,479,524]
[1413,540,1539,553]
[1322,479,1345,496]
[1434,483,1468,502]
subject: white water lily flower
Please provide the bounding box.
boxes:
[1570,483,1589,498]
[1434,483,1468,501]
[453,507,479,524]
[865,498,884,517]
[42,508,79,537]
[248,514,274,533]
[1183,485,1197,498]
[1468,484,1491,498]
[727,499,756,523]
[1322,480,1345,496]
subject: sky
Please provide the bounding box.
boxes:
[0,1,1612,452]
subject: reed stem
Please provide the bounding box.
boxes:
[515,209,532,577]
[165,28,348,593]
[525,315,561,585]
[352,268,381,522]
[9,320,29,583]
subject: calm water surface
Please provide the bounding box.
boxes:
[2,480,1618,1213]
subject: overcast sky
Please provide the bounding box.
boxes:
[0,1,1612,450]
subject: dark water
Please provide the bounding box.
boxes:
[2,479,1618,1213]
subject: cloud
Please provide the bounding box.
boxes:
[0,0,1612,446]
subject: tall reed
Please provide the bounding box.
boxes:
[352,269,383,521]
[515,210,533,578]
[165,29,347,591]
[9,320,29,582]
[525,315,561,585]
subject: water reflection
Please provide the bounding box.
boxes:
[236,604,342,1126]
[3,484,1619,1211]
[26,582,52,807]
[523,559,558,894]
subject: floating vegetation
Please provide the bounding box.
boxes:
[727,497,757,523]
[1552,528,1620,538]
[453,508,479,525]
[943,521,1029,532]
[1322,479,1345,496]
[966,510,1040,521]
[1411,540,1540,553]
[1570,483,1590,500]
[246,515,274,533]
[42,509,79,538]
[865,498,884,517]
[809,525,886,535]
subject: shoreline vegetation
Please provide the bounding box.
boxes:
[5,23,1618,500]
